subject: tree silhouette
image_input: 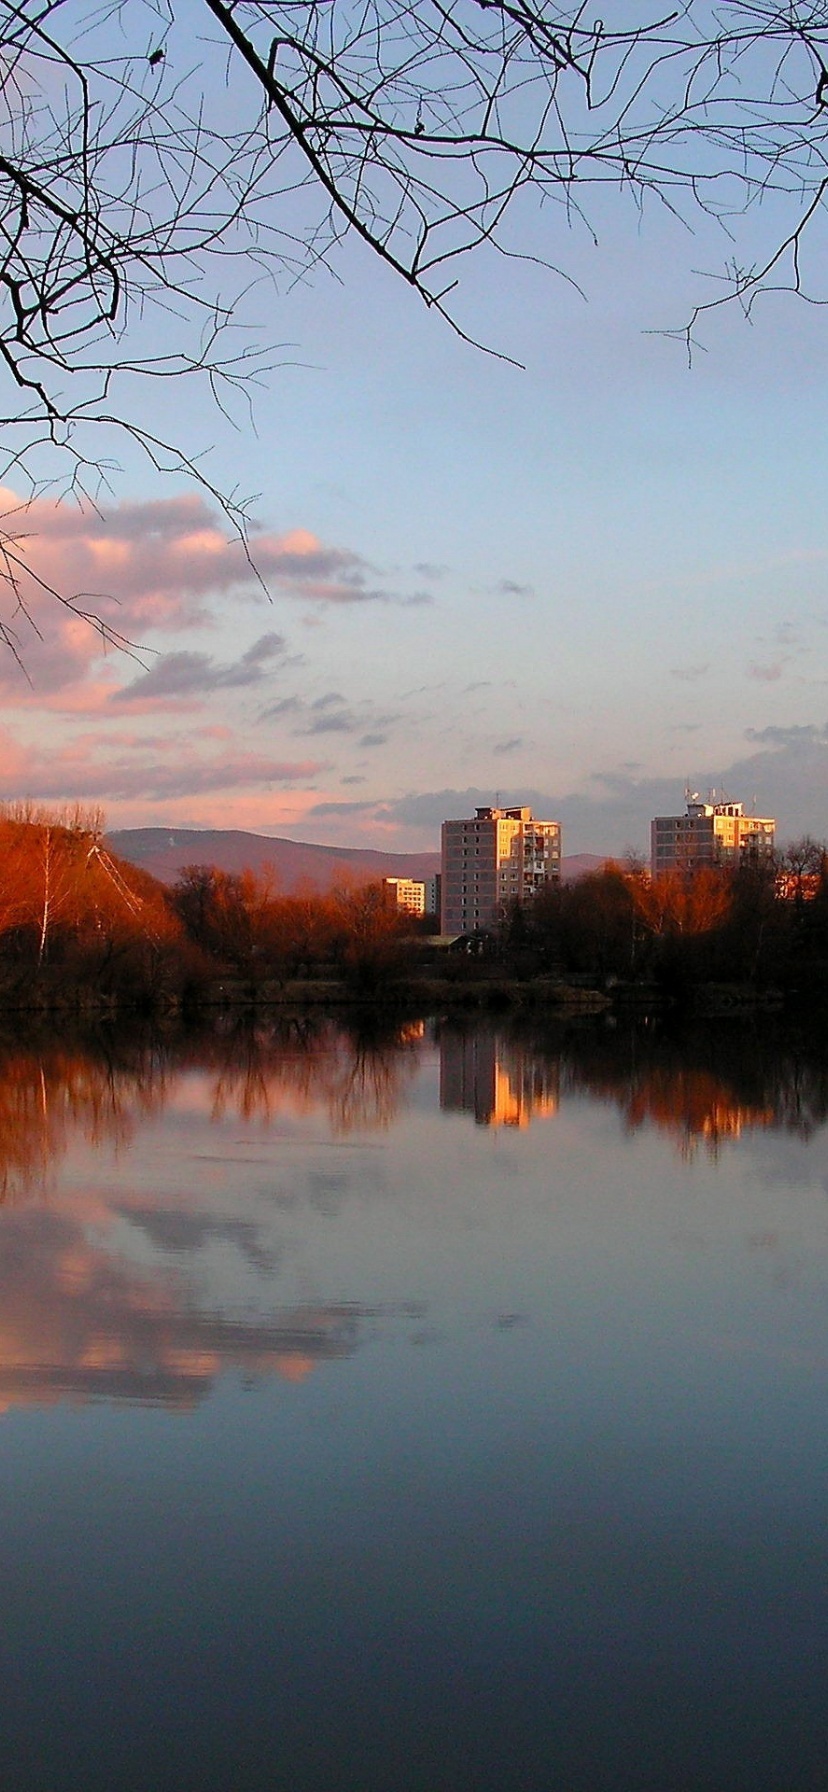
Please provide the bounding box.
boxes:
[2,2,828,641]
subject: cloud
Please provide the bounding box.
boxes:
[304,713,355,735]
[0,491,411,713]
[0,725,323,804]
[748,661,785,682]
[255,690,401,743]
[306,737,828,856]
[309,799,376,817]
[239,632,287,667]
[745,724,825,747]
[671,662,710,683]
[0,492,398,624]
[258,696,301,721]
[113,633,286,705]
[495,579,533,598]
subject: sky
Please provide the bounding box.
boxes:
[4,17,828,857]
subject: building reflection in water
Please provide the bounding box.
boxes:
[0,1019,827,1418]
[440,1029,559,1128]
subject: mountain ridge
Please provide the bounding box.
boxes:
[107,828,607,892]
[106,827,441,892]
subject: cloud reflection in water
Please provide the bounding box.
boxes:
[0,1015,826,1415]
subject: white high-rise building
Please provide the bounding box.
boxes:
[441,806,561,935]
[651,793,775,877]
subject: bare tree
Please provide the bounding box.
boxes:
[2,1,828,644]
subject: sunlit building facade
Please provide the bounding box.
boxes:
[441,806,561,935]
[382,874,441,918]
[651,794,775,878]
[382,877,427,916]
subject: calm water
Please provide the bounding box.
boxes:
[0,1014,827,1792]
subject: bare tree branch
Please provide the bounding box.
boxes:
[1,1,828,652]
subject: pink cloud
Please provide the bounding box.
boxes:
[98,789,341,832]
[0,491,398,712]
[0,490,418,828]
[0,489,390,641]
[0,724,324,808]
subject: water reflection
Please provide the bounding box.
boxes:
[1,1015,828,1791]
[440,1018,828,1152]
[0,1036,169,1201]
[0,1017,423,1203]
[0,1018,432,1415]
[440,1028,559,1126]
[557,1020,828,1156]
[0,1201,369,1410]
[0,1015,827,1418]
[1,1015,827,1200]
[204,1014,423,1132]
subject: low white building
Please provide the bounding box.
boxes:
[382,877,426,916]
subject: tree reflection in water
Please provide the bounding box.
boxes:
[558,1020,828,1157]
[0,1016,431,1414]
[0,1015,826,1202]
[437,1016,828,1155]
[202,1014,423,1134]
[0,1031,172,1202]
[0,1015,826,1416]
[0,1016,426,1201]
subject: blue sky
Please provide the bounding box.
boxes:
[4,76,828,857]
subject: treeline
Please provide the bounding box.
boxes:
[0,806,185,1004]
[502,845,828,999]
[171,864,413,990]
[0,810,415,1007]
[3,805,828,1013]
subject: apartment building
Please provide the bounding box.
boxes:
[651,794,776,877]
[441,806,561,935]
[382,874,441,918]
[382,877,426,916]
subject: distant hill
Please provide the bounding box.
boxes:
[108,829,609,893]
[106,828,441,892]
[560,853,608,883]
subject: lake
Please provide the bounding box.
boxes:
[0,1013,826,1791]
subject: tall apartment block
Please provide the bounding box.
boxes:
[441,806,561,935]
[651,794,776,877]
